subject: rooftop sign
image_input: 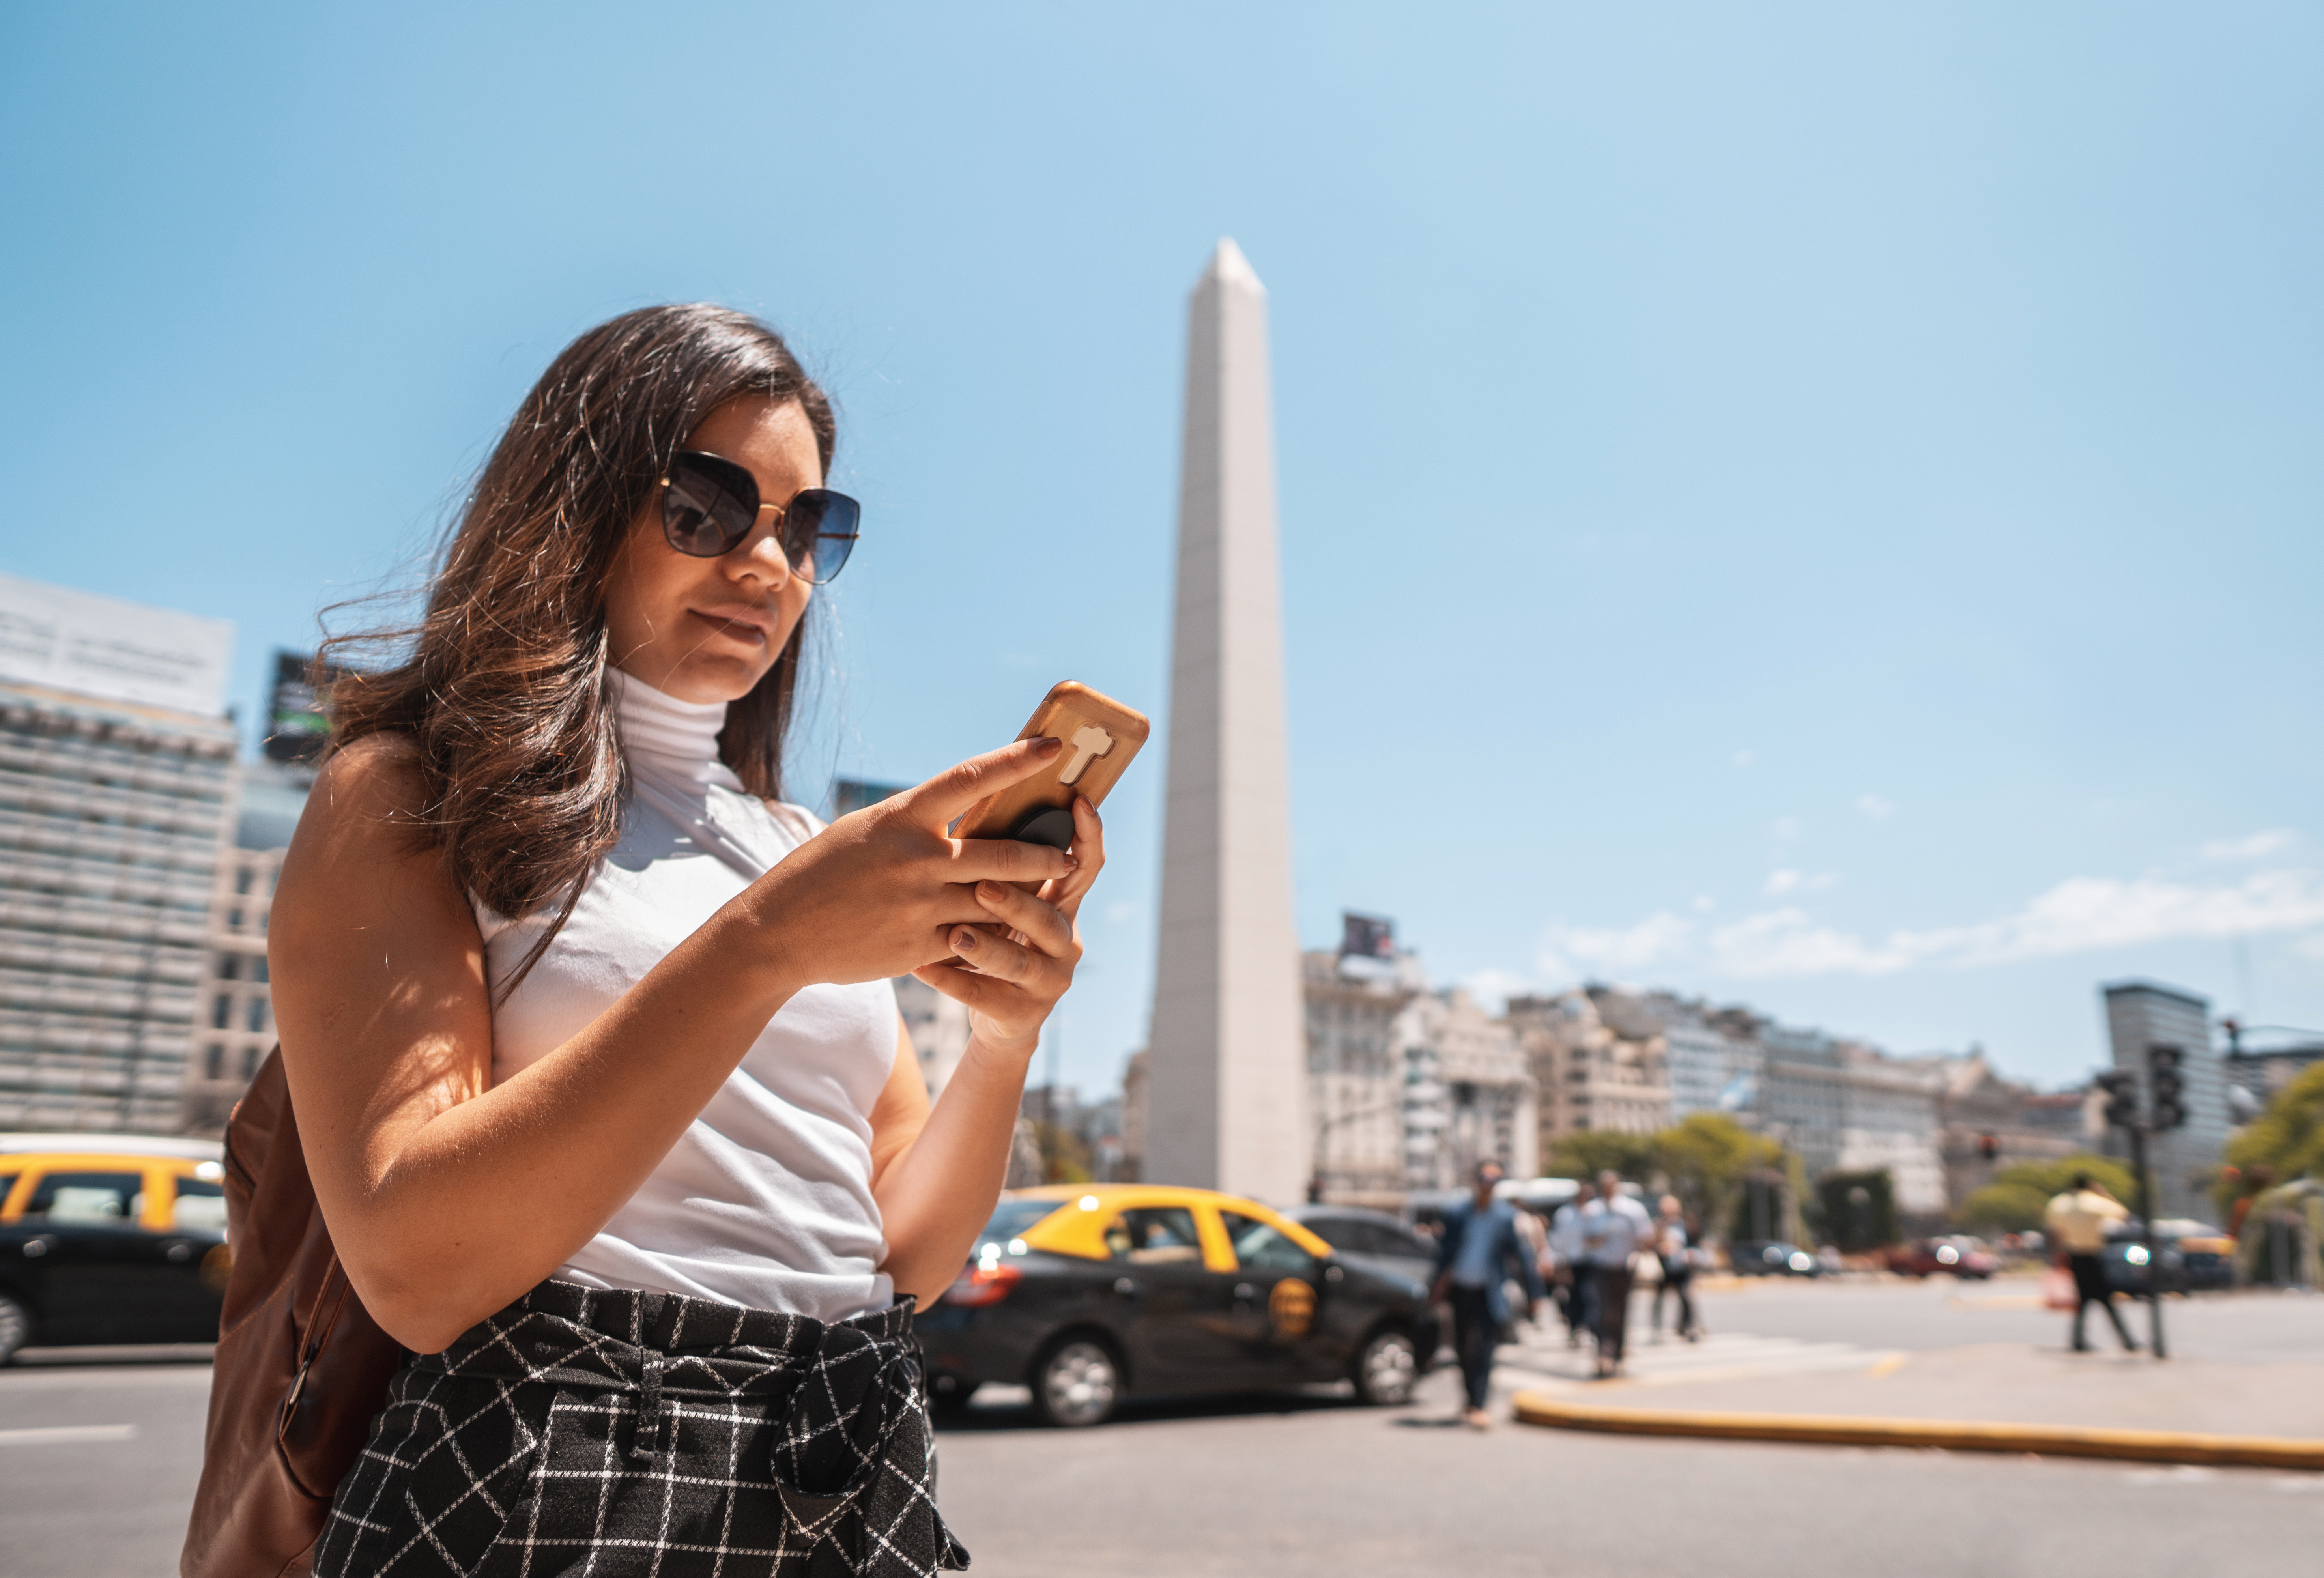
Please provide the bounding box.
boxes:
[0,571,235,717]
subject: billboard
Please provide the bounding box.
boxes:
[0,571,233,716]
[1340,911,1395,960]
[264,649,337,764]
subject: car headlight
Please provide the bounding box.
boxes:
[1788,1251,1814,1273]
[2125,1245,2150,1266]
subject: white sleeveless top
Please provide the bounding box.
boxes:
[475,669,897,1321]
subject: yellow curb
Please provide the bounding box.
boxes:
[1510,1390,2324,1471]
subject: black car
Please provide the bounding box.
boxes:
[0,1161,228,1358]
[916,1186,1440,1427]
[1730,1240,1822,1277]
[1286,1205,1439,1292]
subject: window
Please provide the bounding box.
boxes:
[24,1171,146,1225]
[211,994,231,1030]
[246,997,268,1034]
[217,955,239,980]
[1105,1206,1202,1265]
[0,1171,17,1210]
[204,1044,224,1079]
[252,954,269,983]
[970,1198,1061,1258]
[171,1178,227,1233]
[234,868,254,895]
[1218,1212,1318,1273]
[242,1045,262,1079]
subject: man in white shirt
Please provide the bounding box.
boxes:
[1548,1178,1596,1349]
[2044,1172,2139,1353]
[1578,1169,1656,1377]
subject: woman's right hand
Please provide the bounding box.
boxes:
[745,736,1076,989]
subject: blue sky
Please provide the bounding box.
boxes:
[4,4,2318,1097]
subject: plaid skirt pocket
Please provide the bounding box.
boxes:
[317,1282,967,1578]
[314,1371,553,1578]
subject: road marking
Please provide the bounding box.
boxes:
[1497,1331,1904,1391]
[0,1423,139,1445]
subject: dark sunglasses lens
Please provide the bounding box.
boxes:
[783,490,861,583]
[662,456,755,556]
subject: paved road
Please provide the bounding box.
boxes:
[5,1281,2318,1578]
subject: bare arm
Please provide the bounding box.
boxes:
[869,795,1106,1306]
[271,733,1071,1353]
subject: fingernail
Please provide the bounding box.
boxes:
[976,881,1002,900]
[1033,736,1062,755]
[953,927,978,951]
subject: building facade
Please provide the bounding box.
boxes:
[0,682,237,1132]
[2102,980,2231,1219]
[1507,989,1673,1146]
[1301,950,1419,1205]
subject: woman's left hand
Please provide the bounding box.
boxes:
[911,795,1104,1060]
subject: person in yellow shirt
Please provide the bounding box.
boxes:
[2044,1173,2140,1353]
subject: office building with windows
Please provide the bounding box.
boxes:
[0,574,237,1133]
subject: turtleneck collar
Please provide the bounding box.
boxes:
[607,667,734,787]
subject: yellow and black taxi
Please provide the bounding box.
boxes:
[916,1184,1439,1427]
[0,1136,232,1360]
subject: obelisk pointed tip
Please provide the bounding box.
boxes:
[1203,236,1265,294]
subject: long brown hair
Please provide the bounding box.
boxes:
[324,304,836,983]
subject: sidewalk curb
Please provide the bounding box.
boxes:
[1510,1390,2324,1470]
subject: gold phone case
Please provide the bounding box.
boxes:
[953,681,1150,890]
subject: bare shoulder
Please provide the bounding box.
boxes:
[276,732,460,925]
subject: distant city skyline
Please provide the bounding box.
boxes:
[4,6,2317,1094]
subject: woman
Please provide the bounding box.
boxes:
[273,305,1098,1575]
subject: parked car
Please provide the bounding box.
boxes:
[1730,1240,1822,1277]
[1885,1237,1999,1280]
[2102,1219,2237,1295]
[916,1185,1440,1427]
[1285,1205,1438,1290]
[0,1144,231,1360]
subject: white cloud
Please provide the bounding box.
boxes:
[1857,794,1895,821]
[1459,968,1534,1014]
[2202,830,2296,861]
[1713,909,1918,978]
[1732,749,1755,768]
[1692,894,1716,912]
[1763,869,1838,897]
[1537,912,1694,980]
[1541,865,2324,984]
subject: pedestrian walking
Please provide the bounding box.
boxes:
[1650,1195,1700,1343]
[1430,1161,1549,1428]
[1550,1177,1597,1348]
[1578,1170,1656,1378]
[195,307,1116,1575]
[2044,1172,2140,1354]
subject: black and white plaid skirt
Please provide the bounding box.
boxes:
[313,1280,969,1577]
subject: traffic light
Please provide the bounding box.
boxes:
[1978,1132,1999,1161]
[2150,1045,2186,1131]
[2096,1069,2139,1130]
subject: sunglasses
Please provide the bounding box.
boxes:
[658,449,861,584]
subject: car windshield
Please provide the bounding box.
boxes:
[972,1198,1063,1257]
[1299,1215,1363,1251]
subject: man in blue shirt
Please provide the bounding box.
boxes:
[1430,1160,1547,1428]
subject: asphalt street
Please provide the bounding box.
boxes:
[3,1280,2317,1578]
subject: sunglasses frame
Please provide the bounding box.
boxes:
[658,449,860,584]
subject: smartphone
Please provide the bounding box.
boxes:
[952,681,1150,889]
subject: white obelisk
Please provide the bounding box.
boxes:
[1144,239,1308,1204]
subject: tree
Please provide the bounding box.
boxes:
[1546,1129,1658,1184]
[1655,1112,1787,1238]
[1961,1154,2137,1233]
[2223,1061,2324,1202]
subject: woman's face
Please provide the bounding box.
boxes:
[604,395,822,704]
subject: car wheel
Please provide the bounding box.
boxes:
[0,1294,31,1364]
[1353,1327,1419,1406]
[1032,1337,1120,1428]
